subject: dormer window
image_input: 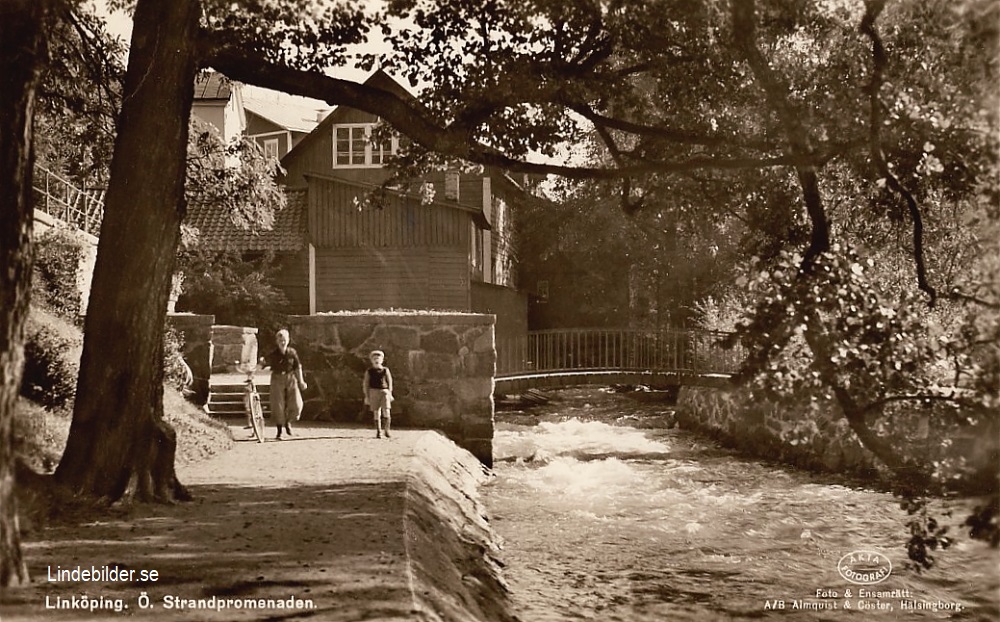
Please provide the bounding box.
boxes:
[333,123,398,168]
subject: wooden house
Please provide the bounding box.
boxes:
[243,87,329,161]
[186,70,527,338]
[191,71,246,147]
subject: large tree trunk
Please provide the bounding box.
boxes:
[54,0,201,503]
[0,0,52,587]
[0,0,53,588]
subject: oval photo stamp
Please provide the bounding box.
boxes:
[838,550,892,585]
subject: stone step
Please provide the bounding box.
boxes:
[207,381,271,417]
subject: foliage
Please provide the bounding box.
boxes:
[34,2,125,187]
[33,226,87,324]
[518,172,749,328]
[185,116,287,232]
[732,244,999,564]
[163,325,190,392]
[175,250,289,334]
[21,324,79,413]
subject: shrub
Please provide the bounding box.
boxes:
[176,249,289,334]
[22,324,80,412]
[34,226,87,323]
[163,324,192,392]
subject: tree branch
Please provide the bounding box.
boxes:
[859,392,982,417]
[943,288,1000,310]
[730,0,831,269]
[860,0,937,305]
[570,103,779,151]
[202,42,832,180]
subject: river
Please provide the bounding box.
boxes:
[482,387,999,622]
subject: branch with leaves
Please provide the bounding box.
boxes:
[860,0,937,305]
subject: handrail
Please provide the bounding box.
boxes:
[32,165,105,236]
[496,328,743,377]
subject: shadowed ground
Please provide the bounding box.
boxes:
[1,423,488,622]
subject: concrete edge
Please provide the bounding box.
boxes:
[399,432,517,622]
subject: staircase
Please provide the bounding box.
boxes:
[32,166,105,236]
[206,375,272,419]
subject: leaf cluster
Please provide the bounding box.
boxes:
[185,116,287,233]
[175,250,289,334]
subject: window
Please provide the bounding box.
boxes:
[470,223,484,281]
[536,280,549,303]
[333,123,398,168]
[262,138,279,161]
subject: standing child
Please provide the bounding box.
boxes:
[363,350,393,439]
[265,329,307,440]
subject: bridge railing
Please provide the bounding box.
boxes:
[32,166,105,237]
[496,328,743,377]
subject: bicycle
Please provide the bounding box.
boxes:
[241,364,266,443]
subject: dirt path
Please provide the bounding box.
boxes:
[1,422,440,621]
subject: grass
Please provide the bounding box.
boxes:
[13,303,235,535]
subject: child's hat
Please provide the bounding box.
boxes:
[370,349,385,357]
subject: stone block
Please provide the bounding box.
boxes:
[301,398,331,421]
[453,378,494,402]
[408,400,456,426]
[473,330,494,353]
[326,398,370,423]
[461,439,494,468]
[338,324,377,351]
[461,420,495,440]
[374,325,421,350]
[410,382,453,403]
[457,399,493,420]
[473,352,497,377]
[411,351,457,379]
[421,328,460,353]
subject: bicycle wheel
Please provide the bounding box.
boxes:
[250,393,266,443]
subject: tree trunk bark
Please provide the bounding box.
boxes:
[54,0,201,503]
[0,0,53,588]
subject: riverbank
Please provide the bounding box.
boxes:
[1,423,516,622]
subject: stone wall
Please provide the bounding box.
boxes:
[676,386,999,486]
[676,386,882,477]
[287,312,496,465]
[166,313,215,404]
[212,325,258,373]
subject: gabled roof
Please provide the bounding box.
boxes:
[281,69,416,166]
[193,72,233,101]
[243,97,329,134]
[185,190,307,252]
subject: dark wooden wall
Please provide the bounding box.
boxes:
[307,176,469,248]
[274,248,310,314]
[314,246,469,311]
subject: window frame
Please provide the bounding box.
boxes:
[332,123,398,168]
[262,137,280,161]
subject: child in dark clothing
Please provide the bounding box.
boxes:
[362,350,393,439]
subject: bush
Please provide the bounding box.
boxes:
[176,249,289,334]
[22,323,80,412]
[34,226,87,323]
[13,398,71,474]
[163,324,192,392]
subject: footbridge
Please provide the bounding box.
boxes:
[495,328,743,394]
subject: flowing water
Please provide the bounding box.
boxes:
[483,388,999,622]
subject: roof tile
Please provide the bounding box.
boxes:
[193,72,233,100]
[185,189,307,252]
